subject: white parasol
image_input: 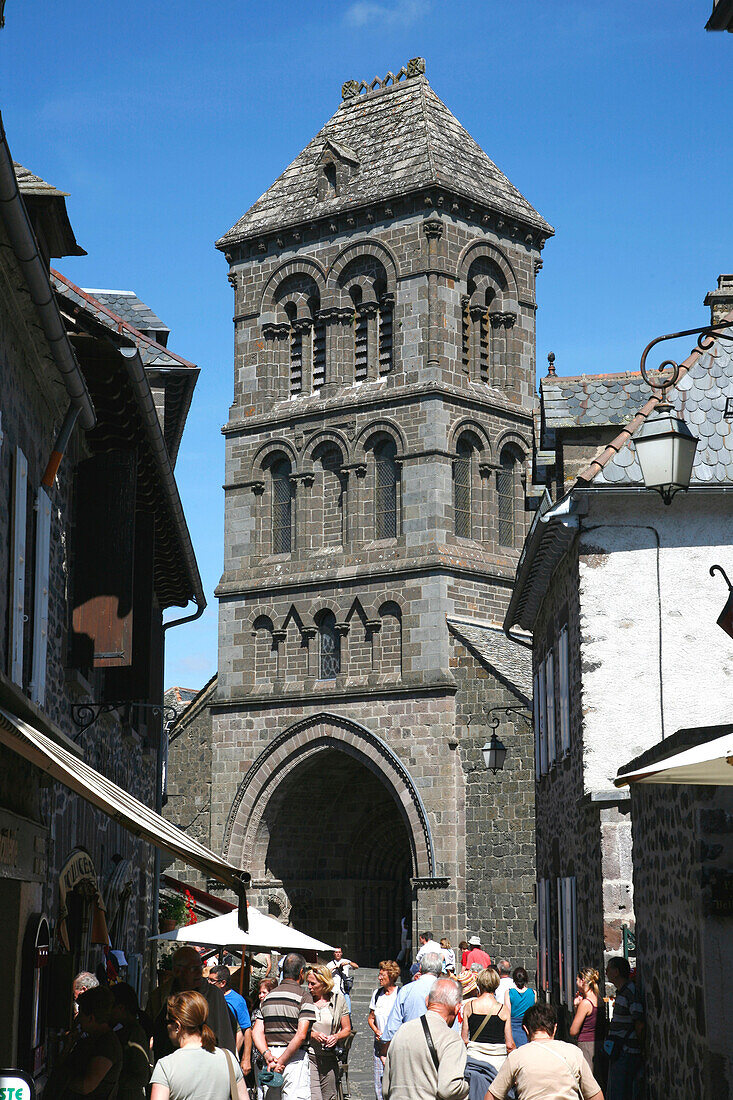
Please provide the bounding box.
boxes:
[150,906,333,953]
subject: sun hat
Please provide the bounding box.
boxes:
[468,935,481,946]
[457,969,478,997]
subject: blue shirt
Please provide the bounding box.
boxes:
[381,974,436,1042]
[224,989,252,1030]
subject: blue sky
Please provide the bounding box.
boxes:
[1,1,730,689]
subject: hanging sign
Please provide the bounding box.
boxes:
[0,1069,35,1099]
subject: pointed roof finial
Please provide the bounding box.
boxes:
[546,352,556,376]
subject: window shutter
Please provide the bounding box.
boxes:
[559,626,570,753]
[10,447,28,685]
[71,451,137,668]
[533,671,541,777]
[30,487,52,705]
[538,660,547,775]
[545,650,556,767]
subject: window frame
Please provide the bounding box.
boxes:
[557,876,578,1009]
[558,625,571,754]
[318,611,341,680]
[374,439,398,540]
[545,648,556,768]
[271,458,294,555]
[453,441,472,539]
[537,878,552,993]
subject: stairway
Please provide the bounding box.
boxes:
[346,967,380,1100]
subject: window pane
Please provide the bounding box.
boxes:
[272,461,292,554]
[375,444,397,539]
[454,449,471,538]
[320,613,340,678]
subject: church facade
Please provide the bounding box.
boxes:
[168,59,552,965]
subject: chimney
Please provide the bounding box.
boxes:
[704,274,733,325]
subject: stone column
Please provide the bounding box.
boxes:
[423,217,444,372]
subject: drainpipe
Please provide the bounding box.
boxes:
[149,599,205,982]
[42,405,80,488]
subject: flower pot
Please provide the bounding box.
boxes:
[160,919,177,932]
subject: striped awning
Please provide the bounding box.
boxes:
[0,706,249,919]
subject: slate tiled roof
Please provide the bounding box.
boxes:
[14,161,69,196]
[51,272,194,371]
[579,319,733,487]
[541,372,649,429]
[447,617,532,701]
[83,289,170,343]
[218,74,552,246]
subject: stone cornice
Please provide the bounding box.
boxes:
[223,380,535,437]
[211,677,458,711]
[215,556,518,598]
[218,184,552,261]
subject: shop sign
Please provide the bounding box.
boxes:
[0,1069,35,1099]
[0,809,46,883]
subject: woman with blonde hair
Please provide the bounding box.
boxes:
[150,990,247,1100]
[306,965,351,1100]
[569,967,602,1073]
[440,938,456,973]
[367,960,400,1100]
[461,967,511,1100]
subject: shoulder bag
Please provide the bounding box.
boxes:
[224,1047,239,1100]
[420,1014,440,1073]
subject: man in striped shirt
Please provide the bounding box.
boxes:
[256,953,316,1100]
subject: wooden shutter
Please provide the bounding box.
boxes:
[10,447,28,685]
[558,627,570,753]
[546,650,556,767]
[71,451,136,667]
[30,487,52,704]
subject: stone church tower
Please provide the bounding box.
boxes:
[169,59,553,966]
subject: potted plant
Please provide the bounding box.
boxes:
[159,893,188,931]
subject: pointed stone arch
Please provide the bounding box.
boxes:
[223,712,436,878]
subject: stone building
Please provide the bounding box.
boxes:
[166,58,551,965]
[0,118,209,1080]
[504,284,733,1029]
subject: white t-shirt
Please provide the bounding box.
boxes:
[416,938,442,961]
[369,986,399,1034]
[150,1046,243,1100]
[496,976,515,1004]
[327,958,354,995]
[441,948,456,972]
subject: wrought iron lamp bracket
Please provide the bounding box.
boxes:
[640,320,733,400]
[71,701,178,738]
[487,705,532,730]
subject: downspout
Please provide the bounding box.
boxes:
[42,404,80,488]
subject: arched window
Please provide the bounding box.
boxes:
[454,438,473,538]
[375,439,398,539]
[319,611,340,679]
[271,458,293,554]
[498,447,520,547]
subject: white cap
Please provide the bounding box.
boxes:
[468,935,481,946]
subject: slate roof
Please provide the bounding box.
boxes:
[579,319,733,487]
[14,161,69,197]
[218,74,552,247]
[447,617,532,701]
[83,289,170,343]
[541,372,649,429]
[14,161,86,257]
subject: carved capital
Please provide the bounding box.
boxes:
[365,619,382,634]
[292,317,313,335]
[227,271,238,290]
[271,629,287,644]
[379,292,395,309]
[262,322,290,339]
[335,621,350,637]
[470,304,486,322]
[301,627,317,642]
[342,462,367,478]
[250,480,265,496]
[478,462,494,478]
[358,301,379,319]
[423,216,444,239]
[290,472,315,488]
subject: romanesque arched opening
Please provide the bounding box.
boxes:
[249,748,412,965]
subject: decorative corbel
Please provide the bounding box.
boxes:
[335,621,350,637]
[271,629,287,646]
[250,480,265,496]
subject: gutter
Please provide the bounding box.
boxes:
[503,489,581,635]
[0,113,95,431]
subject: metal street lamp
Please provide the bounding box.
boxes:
[637,322,732,504]
[710,565,733,641]
[482,730,507,774]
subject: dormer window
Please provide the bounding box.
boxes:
[317,141,359,201]
[324,162,338,197]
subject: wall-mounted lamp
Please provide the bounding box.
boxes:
[480,706,532,775]
[636,322,732,504]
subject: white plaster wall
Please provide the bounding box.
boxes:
[578,493,733,794]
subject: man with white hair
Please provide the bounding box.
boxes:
[72,972,99,1016]
[383,978,469,1100]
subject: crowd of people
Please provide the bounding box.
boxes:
[44,936,643,1100]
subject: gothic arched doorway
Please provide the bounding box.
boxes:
[253,749,411,965]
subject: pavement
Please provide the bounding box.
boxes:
[346,967,379,1100]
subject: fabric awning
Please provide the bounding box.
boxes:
[0,706,250,919]
[615,731,733,787]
